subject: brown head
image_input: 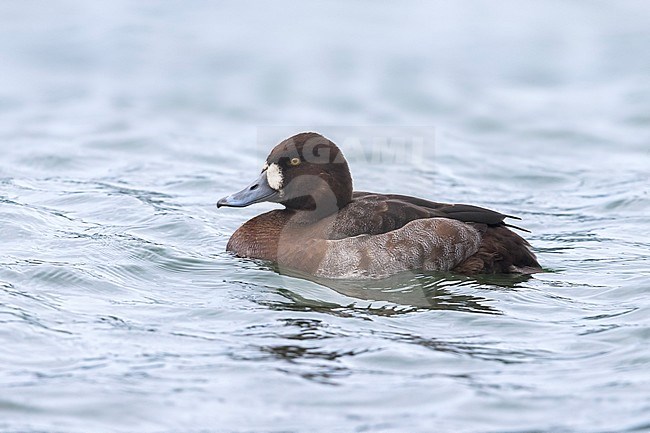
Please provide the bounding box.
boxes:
[217,132,353,218]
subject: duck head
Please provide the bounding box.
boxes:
[217,132,353,217]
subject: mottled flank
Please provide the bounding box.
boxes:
[220,132,542,279]
[316,218,481,279]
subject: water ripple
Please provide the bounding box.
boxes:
[2,1,650,431]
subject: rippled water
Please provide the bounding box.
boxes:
[1,2,650,432]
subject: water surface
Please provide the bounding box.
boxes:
[1,2,649,432]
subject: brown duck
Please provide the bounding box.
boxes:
[218,132,542,279]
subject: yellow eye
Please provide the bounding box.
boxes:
[289,157,301,166]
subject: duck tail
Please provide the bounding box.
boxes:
[453,225,542,275]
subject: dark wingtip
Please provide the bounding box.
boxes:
[503,213,531,232]
[503,222,531,233]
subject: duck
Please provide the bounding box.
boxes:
[217,132,542,279]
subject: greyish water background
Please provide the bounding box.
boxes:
[1,1,649,432]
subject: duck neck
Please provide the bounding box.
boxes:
[282,169,353,221]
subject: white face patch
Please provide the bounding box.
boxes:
[266,163,284,190]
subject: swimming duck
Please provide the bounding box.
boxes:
[217,132,541,279]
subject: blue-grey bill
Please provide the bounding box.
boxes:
[217,171,279,208]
